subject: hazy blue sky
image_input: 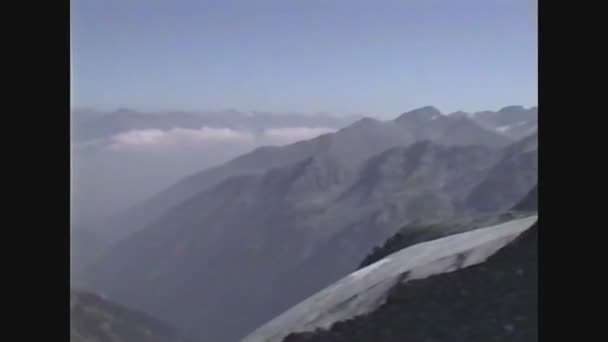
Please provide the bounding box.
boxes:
[71,0,537,117]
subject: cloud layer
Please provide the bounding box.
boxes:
[97,126,336,151]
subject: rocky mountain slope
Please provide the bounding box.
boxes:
[284,222,538,342]
[84,129,535,342]
[241,214,537,342]
[70,290,195,342]
[276,184,538,342]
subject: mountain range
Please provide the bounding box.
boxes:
[82,105,533,245]
[75,105,537,342]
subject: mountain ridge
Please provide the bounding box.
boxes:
[84,131,536,342]
[88,107,515,246]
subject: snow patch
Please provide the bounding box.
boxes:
[349,258,392,280]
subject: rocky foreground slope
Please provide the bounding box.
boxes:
[241,214,537,342]
[284,220,537,341]
[262,186,539,342]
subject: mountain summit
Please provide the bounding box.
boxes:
[394,106,442,123]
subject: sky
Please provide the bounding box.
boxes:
[71,0,537,118]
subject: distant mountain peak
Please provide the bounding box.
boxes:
[348,117,382,128]
[394,106,442,123]
[498,105,526,113]
[413,105,442,114]
[333,117,386,139]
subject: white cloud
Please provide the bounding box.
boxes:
[107,127,255,151]
[81,126,337,152]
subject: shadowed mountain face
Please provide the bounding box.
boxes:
[84,127,535,342]
[464,132,537,213]
[282,220,537,342]
[70,290,195,342]
[89,107,512,247]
